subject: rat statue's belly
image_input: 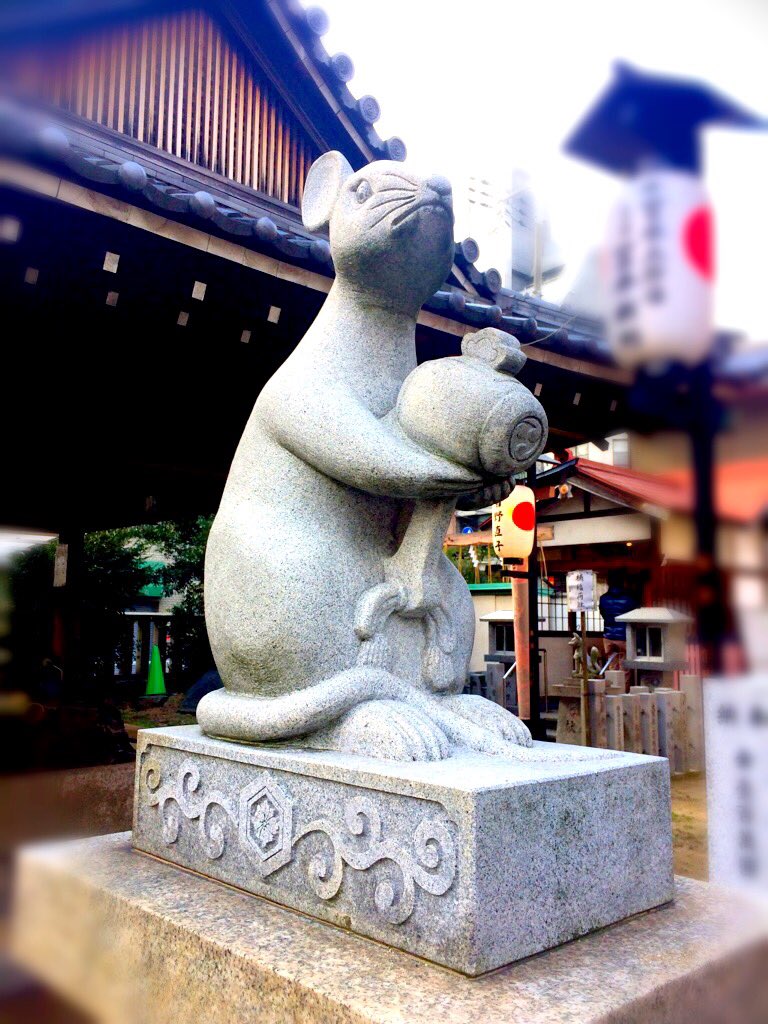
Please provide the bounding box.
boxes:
[204,423,467,701]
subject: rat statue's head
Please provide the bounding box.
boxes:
[302,151,455,314]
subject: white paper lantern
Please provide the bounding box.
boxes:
[601,168,714,369]
[491,485,536,559]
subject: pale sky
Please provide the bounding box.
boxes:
[303,0,768,340]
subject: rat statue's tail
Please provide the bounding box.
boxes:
[197,667,414,744]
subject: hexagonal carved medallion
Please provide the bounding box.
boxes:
[238,775,293,874]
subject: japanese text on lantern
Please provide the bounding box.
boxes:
[492,485,536,559]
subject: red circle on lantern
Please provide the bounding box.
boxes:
[511,501,535,531]
[683,206,714,281]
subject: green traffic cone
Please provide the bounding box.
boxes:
[145,644,166,697]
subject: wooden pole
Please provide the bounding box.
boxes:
[512,571,530,719]
[526,465,542,740]
[580,610,592,747]
[52,526,85,693]
[691,362,723,675]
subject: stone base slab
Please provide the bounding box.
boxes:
[13,832,768,1024]
[130,725,673,974]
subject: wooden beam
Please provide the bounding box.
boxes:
[417,307,631,385]
[444,530,492,547]
[449,262,479,296]
[522,346,632,386]
[0,159,334,294]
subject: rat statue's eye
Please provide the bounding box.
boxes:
[355,179,373,204]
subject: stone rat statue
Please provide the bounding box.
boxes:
[199,151,548,761]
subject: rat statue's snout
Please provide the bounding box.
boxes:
[427,174,452,198]
[407,173,453,215]
[391,173,454,239]
[421,174,453,214]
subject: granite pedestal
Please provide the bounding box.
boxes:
[12,833,768,1024]
[131,725,673,975]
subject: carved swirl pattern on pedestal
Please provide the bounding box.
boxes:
[145,757,235,860]
[141,754,456,925]
[296,795,455,924]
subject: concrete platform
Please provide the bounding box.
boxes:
[132,726,673,974]
[12,832,768,1024]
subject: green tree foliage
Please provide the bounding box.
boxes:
[136,516,214,680]
[83,529,155,615]
[81,530,154,681]
[446,544,496,584]
[9,529,154,687]
[137,516,212,616]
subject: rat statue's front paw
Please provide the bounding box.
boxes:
[308,699,451,762]
[455,476,514,511]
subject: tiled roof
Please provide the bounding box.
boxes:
[269,0,407,163]
[0,95,599,353]
[574,457,768,524]
[658,459,768,525]
[574,459,692,514]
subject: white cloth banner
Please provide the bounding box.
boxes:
[566,569,596,613]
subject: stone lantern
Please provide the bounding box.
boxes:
[616,607,692,688]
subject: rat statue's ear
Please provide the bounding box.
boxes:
[301,151,354,232]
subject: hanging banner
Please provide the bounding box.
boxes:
[492,485,536,559]
[567,569,596,612]
[602,168,714,369]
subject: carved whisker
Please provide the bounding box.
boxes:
[369,195,416,228]
[391,200,441,227]
[376,185,418,195]
[368,193,416,212]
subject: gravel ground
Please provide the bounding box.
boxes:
[671,772,708,881]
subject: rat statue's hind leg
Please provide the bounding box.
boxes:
[308,699,451,760]
[196,664,451,761]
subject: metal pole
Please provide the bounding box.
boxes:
[532,219,543,297]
